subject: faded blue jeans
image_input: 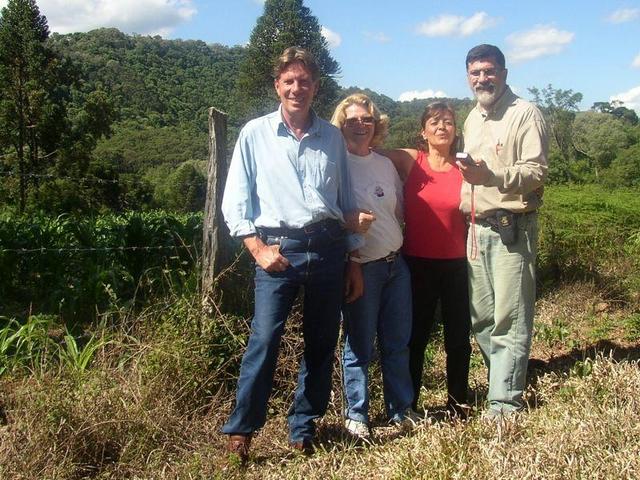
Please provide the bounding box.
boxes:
[467,213,538,414]
[221,221,346,443]
[342,254,413,424]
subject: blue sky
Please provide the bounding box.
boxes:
[4,0,640,111]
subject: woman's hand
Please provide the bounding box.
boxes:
[344,260,364,303]
[345,209,376,234]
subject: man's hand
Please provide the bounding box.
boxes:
[243,235,290,272]
[457,157,492,185]
[344,209,376,234]
[344,260,364,303]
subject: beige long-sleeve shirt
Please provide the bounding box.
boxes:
[460,86,549,217]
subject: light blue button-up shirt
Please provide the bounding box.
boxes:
[221,107,362,250]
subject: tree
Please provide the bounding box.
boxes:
[592,101,639,125]
[572,111,631,179]
[0,4,117,213]
[0,0,57,212]
[601,142,640,188]
[235,0,340,119]
[150,160,206,212]
[528,84,582,181]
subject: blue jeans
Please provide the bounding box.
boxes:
[466,213,538,414]
[342,254,413,424]
[221,223,346,443]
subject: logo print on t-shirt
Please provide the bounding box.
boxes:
[374,185,384,197]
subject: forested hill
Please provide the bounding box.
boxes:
[49,28,245,131]
[40,29,251,212]
[34,28,475,213]
[49,28,471,146]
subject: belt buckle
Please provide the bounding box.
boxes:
[384,251,397,262]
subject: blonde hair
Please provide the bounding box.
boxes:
[330,93,389,147]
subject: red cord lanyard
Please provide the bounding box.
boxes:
[469,185,477,261]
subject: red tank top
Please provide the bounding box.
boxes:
[403,150,466,259]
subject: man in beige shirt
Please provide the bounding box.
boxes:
[456,44,548,419]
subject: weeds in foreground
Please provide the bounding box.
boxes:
[1,185,639,478]
[0,314,57,375]
[0,314,112,376]
[1,283,640,479]
[59,327,112,373]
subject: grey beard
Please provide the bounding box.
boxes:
[475,89,498,108]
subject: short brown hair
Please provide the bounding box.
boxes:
[330,93,390,148]
[417,101,458,154]
[273,47,321,82]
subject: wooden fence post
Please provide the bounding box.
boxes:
[201,107,231,312]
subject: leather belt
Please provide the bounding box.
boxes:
[367,250,400,264]
[257,218,340,238]
[467,210,536,226]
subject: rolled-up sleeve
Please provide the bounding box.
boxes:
[221,130,257,238]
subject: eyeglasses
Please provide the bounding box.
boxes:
[344,116,375,128]
[468,68,502,79]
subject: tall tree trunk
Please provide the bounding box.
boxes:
[17,73,26,213]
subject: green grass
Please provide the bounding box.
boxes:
[624,314,640,341]
[538,185,640,291]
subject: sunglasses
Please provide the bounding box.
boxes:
[344,116,375,128]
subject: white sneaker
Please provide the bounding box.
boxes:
[344,418,371,439]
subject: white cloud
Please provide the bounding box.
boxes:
[363,31,391,43]
[507,25,574,62]
[606,8,640,23]
[398,89,448,102]
[3,0,198,37]
[460,12,498,36]
[321,26,341,48]
[632,53,640,68]
[611,85,640,112]
[416,12,497,38]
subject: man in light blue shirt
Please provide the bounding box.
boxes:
[221,47,371,462]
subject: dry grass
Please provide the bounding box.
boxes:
[236,355,640,480]
[1,280,640,479]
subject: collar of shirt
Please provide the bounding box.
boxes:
[270,105,323,140]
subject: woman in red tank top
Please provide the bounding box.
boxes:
[382,102,471,418]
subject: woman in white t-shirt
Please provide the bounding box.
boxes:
[331,94,417,439]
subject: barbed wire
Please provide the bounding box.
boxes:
[0,244,198,255]
[0,171,124,185]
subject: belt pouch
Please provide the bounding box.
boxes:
[495,209,517,245]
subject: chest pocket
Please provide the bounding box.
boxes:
[303,147,335,188]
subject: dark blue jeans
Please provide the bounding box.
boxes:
[221,223,346,443]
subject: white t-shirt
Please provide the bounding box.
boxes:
[347,151,404,263]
